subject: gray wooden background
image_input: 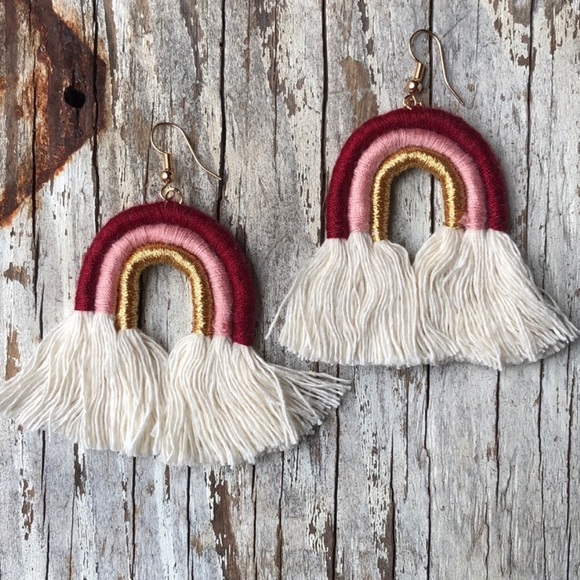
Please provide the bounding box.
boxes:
[1,0,579,578]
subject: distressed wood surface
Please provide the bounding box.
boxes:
[1,0,579,578]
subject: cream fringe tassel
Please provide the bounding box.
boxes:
[0,312,347,464]
[0,313,167,455]
[277,232,456,366]
[415,227,578,369]
[160,334,348,465]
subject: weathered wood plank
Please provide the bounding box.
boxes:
[255,1,338,578]
[323,2,432,578]
[95,0,230,577]
[42,2,137,579]
[527,2,580,577]
[1,2,84,579]
[219,0,337,576]
[0,3,50,577]
[427,1,525,577]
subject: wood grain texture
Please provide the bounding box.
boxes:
[0,0,578,578]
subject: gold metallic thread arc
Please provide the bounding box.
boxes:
[370,147,467,242]
[116,243,214,335]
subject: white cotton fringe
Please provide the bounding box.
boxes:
[0,312,346,465]
[414,227,467,361]
[0,312,168,456]
[415,227,578,369]
[278,232,455,366]
[159,334,348,466]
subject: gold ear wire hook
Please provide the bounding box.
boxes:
[150,122,221,203]
[404,29,464,109]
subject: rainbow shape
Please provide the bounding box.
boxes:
[75,202,255,344]
[278,107,576,368]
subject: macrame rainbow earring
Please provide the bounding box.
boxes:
[278,30,577,370]
[0,123,347,465]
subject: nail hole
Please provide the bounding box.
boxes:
[63,86,86,109]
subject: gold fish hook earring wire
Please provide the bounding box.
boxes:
[149,122,221,203]
[404,29,465,109]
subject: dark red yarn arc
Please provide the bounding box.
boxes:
[326,107,509,238]
[74,201,256,346]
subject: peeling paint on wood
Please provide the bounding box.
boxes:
[339,56,378,124]
[3,263,30,287]
[4,325,21,379]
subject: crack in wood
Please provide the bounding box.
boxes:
[209,470,241,580]
[380,440,396,578]
[565,347,574,579]
[72,444,86,499]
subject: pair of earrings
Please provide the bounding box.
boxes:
[1,31,576,467]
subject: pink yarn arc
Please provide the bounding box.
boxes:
[348,128,488,233]
[94,223,234,337]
